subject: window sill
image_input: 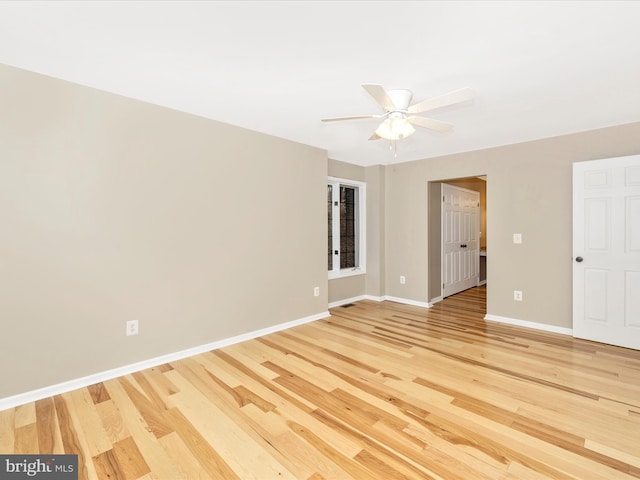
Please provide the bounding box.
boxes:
[329,268,366,280]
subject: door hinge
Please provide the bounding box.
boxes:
[443,195,445,202]
[334,201,338,206]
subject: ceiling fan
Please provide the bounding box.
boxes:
[321,84,474,142]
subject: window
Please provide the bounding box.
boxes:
[328,177,366,278]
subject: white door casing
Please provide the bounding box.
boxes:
[573,154,640,350]
[442,184,480,298]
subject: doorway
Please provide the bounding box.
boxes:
[428,176,487,304]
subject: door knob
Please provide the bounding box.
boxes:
[575,256,583,263]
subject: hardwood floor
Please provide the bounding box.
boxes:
[1,286,639,479]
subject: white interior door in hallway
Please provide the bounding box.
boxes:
[573,154,640,350]
[442,183,480,298]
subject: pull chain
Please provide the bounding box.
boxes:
[388,140,398,158]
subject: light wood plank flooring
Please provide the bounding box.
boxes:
[1,286,639,479]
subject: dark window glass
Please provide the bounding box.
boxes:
[340,186,357,269]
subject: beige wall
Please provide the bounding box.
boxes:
[364,165,386,298]
[0,64,327,398]
[427,182,443,301]
[328,158,365,182]
[385,122,640,328]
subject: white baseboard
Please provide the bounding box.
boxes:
[429,296,443,304]
[484,313,573,336]
[329,294,431,309]
[383,295,432,308]
[477,280,487,286]
[363,294,385,302]
[0,310,330,412]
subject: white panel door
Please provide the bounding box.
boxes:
[573,155,640,350]
[442,184,480,298]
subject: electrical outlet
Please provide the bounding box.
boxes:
[126,319,139,336]
[400,275,406,284]
[513,233,522,244]
[314,286,320,297]
[514,290,523,301]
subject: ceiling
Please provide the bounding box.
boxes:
[1,1,639,167]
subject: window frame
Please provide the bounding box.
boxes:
[328,176,366,279]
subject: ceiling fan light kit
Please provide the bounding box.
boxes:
[322,84,474,154]
[375,114,416,140]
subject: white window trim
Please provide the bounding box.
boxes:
[328,176,366,280]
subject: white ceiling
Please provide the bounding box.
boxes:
[1,1,639,166]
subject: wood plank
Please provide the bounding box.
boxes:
[14,423,39,454]
[14,402,36,428]
[95,399,130,444]
[112,436,151,479]
[67,388,112,457]
[54,394,93,479]
[92,448,122,480]
[158,432,210,480]
[87,383,111,404]
[35,397,56,454]
[0,408,15,453]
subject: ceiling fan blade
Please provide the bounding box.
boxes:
[362,84,395,111]
[408,116,454,133]
[321,114,380,122]
[408,87,474,114]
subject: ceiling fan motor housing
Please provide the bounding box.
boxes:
[387,89,413,111]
